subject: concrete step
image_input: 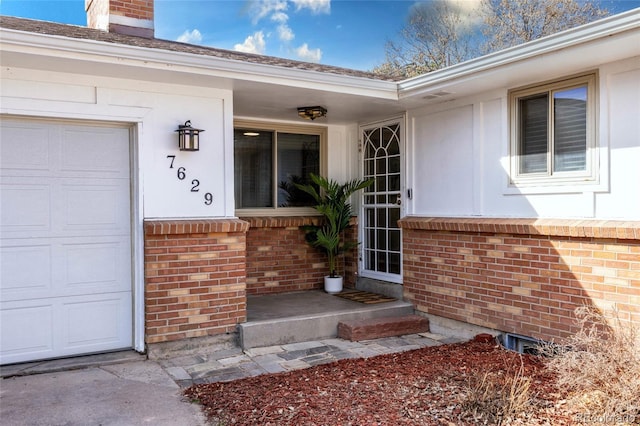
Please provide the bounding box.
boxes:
[337,314,430,341]
[238,300,414,350]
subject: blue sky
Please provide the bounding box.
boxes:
[1,0,639,71]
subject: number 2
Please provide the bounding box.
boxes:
[191,179,200,192]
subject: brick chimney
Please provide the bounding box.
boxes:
[86,0,154,38]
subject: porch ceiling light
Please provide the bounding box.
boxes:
[175,120,204,151]
[297,106,327,120]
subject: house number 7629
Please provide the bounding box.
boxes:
[166,155,213,205]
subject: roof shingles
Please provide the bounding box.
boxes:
[0,15,400,82]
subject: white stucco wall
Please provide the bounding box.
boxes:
[1,67,235,220]
[405,56,640,220]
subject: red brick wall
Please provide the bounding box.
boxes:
[399,217,640,342]
[144,219,249,344]
[242,217,359,295]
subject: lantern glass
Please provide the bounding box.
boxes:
[176,121,204,151]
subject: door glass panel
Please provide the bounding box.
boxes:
[389,156,400,173]
[389,229,400,251]
[364,159,375,178]
[389,208,400,228]
[389,253,401,274]
[376,229,387,249]
[389,174,400,191]
[383,127,399,154]
[376,251,387,273]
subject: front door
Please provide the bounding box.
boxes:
[359,118,404,283]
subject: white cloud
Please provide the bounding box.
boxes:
[249,0,288,24]
[242,0,331,62]
[447,0,483,26]
[295,43,322,62]
[291,0,330,14]
[451,0,482,13]
[234,31,266,54]
[176,29,202,44]
[270,10,294,41]
[277,24,295,41]
[271,11,289,24]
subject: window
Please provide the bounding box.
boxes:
[234,120,326,213]
[509,73,597,186]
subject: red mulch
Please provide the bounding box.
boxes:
[184,340,578,425]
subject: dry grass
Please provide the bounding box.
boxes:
[461,358,534,425]
[541,306,640,423]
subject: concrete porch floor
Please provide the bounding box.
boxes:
[240,290,415,349]
[247,289,388,321]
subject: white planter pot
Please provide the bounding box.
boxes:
[324,276,343,294]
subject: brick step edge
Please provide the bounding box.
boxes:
[337,315,430,342]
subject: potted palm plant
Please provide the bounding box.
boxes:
[295,174,373,293]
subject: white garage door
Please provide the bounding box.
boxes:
[1,118,133,365]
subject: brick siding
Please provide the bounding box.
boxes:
[242,216,359,295]
[144,219,249,344]
[398,217,640,342]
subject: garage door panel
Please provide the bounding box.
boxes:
[62,239,131,293]
[0,124,52,172]
[62,182,130,233]
[1,179,130,239]
[63,294,132,349]
[61,127,130,177]
[2,237,131,301]
[0,244,51,296]
[0,183,51,233]
[1,293,131,364]
[0,303,55,363]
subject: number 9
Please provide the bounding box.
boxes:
[204,193,213,205]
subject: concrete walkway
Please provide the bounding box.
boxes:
[0,332,464,425]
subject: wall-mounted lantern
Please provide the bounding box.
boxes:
[297,106,327,120]
[175,120,204,151]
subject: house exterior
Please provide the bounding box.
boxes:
[1,0,638,365]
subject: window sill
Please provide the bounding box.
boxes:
[504,177,607,195]
[236,207,319,217]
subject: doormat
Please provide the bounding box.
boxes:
[334,290,396,304]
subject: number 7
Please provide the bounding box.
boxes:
[167,155,176,168]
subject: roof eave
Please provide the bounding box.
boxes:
[398,8,640,99]
[0,26,399,100]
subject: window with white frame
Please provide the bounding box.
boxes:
[509,73,597,186]
[234,120,326,213]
